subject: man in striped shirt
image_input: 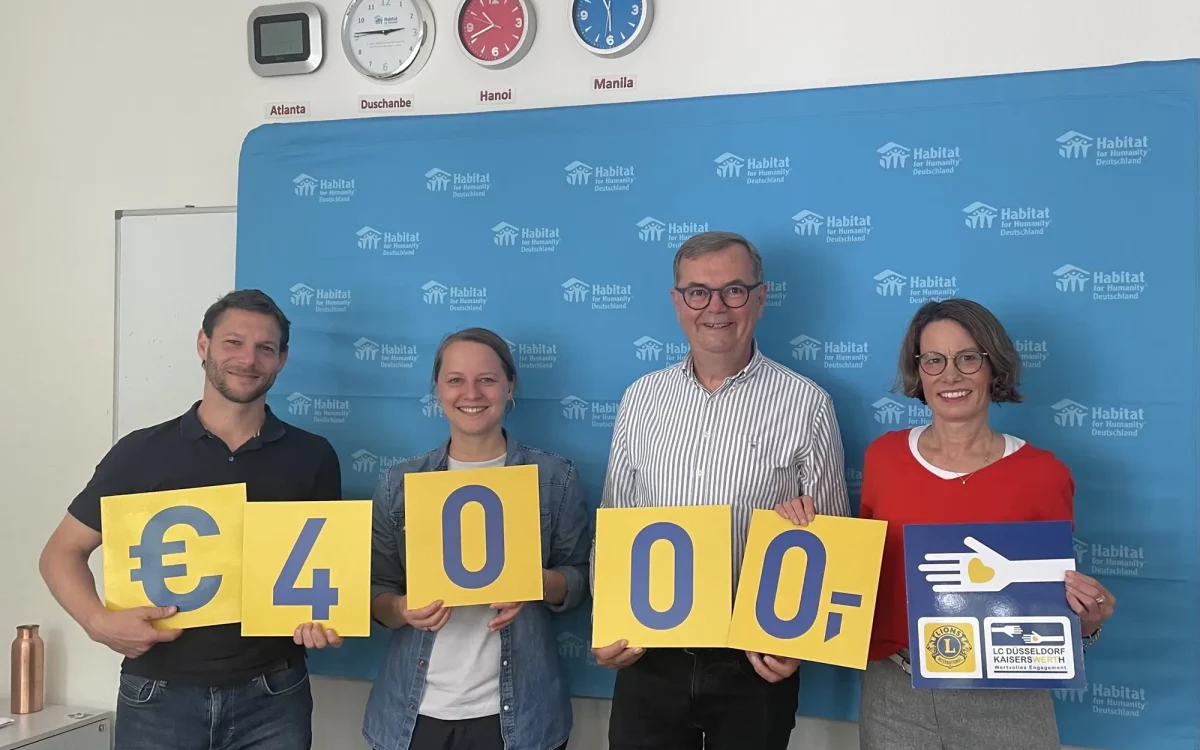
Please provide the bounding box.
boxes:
[592,230,851,750]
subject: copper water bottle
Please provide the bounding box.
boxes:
[10,624,45,714]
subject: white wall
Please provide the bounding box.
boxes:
[1,1,1195,748]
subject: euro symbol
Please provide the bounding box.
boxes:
[129,505,223,612]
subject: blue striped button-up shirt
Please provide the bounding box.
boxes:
[599,343,852,584]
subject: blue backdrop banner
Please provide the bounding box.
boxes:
[235,60,1200,750]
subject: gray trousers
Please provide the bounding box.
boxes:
[859,658,1061,750]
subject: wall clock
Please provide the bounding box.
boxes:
[341,0,436,81]
[570,0,653,58]
[455,0,537,69]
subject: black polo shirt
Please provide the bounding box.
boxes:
[68,401,342,686]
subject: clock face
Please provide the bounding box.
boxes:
[342,0,434,80]
[456,0,535,68]
[571,0,652,57]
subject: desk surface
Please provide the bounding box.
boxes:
[0,703,112,749]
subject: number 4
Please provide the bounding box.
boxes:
[273,518,339,620]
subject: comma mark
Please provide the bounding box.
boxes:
[823,591,863,642]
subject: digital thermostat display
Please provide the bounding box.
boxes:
[248,3,324,77]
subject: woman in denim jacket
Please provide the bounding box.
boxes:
[362,327,592,750]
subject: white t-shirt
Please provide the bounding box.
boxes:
[417,453,506,720]
[908,423,1025,479]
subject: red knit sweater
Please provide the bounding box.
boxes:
[859,428,1075,661]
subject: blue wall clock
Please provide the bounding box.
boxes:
[570,0,653,58]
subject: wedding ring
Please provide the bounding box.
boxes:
[1096,595,1106,605]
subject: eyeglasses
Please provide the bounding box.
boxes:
[916,350,989,376]
[674,282,763,310]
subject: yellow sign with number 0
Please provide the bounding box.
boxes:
[404,464,544,608]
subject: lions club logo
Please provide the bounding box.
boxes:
[926,624,973,670]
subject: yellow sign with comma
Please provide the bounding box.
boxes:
[592,505,733,649]
[727,510,887,670]
[404,464,544,608]
[240,501,373,638]
[101,483,247,630]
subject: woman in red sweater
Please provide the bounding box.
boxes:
[781,298,1116,749]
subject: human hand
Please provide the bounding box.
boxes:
[918,536,1074,593]
[592,640,645,669]
[488,602,525,632]
[293,622,342,649]
[401,598,451,632]
[1065,570,1115,636]
[745,651,800,683]
[774,496,816,526]
[87,606,183,658]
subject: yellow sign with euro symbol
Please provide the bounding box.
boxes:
[240,501,373,637]
[101,483,247,630]
[592,506,732,649]
[404,464,544,608]
[727,511,887,670]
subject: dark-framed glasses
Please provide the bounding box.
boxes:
[675,281,763,310]
[917,350,989,376]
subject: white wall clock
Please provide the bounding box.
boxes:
[455,0,537,70]
[570,0,653,58]
[341,0,436,81]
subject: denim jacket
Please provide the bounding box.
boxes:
[362,435,593,750]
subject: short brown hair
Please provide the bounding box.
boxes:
[894,298,1023,404]
[673,231,763,285]
[202,289,290,351]
[431,327,517,390]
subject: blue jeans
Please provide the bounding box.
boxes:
[114,662,313,750]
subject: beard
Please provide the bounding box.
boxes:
[203,358,276,404]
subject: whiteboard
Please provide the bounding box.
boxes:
[113,207,237,443]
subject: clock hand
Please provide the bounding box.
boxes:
[469,23,495,41]
[355,27,405,37]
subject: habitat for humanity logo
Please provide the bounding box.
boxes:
[1053,681,1148,719]
[1053,263,1146,301]
[288,282,351,313]
[556,631,598,666]
[563,160,635,192]
[871,397,931,428]
[420,394,444,418]
[292,173,356,203]
[286,392,349,424]
[1015,339,1049,369]
[425,167,491,198]
[713,152,791,184]
[846,466,864,499]
[765,281,787,308]
[877,141,961,175]
[491,221,561,253]
[353,336,417,369]
[503,337,557,370]
[1051,398,1144,438]
[873,269,958,305]
[421,280,488,312]
[962,201,1051,236]
[636,216,710,249]
[791,209,873,243]
[789,334,869,369]
[356,225,419,256]
[350,448,408,478]
[1072,534,1146,578]
[560,395,618,429]
[561,277,632,311]
[633,336,689,364]
[1056,130,1150,166]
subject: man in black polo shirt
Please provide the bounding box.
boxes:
[39,289,343,750]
